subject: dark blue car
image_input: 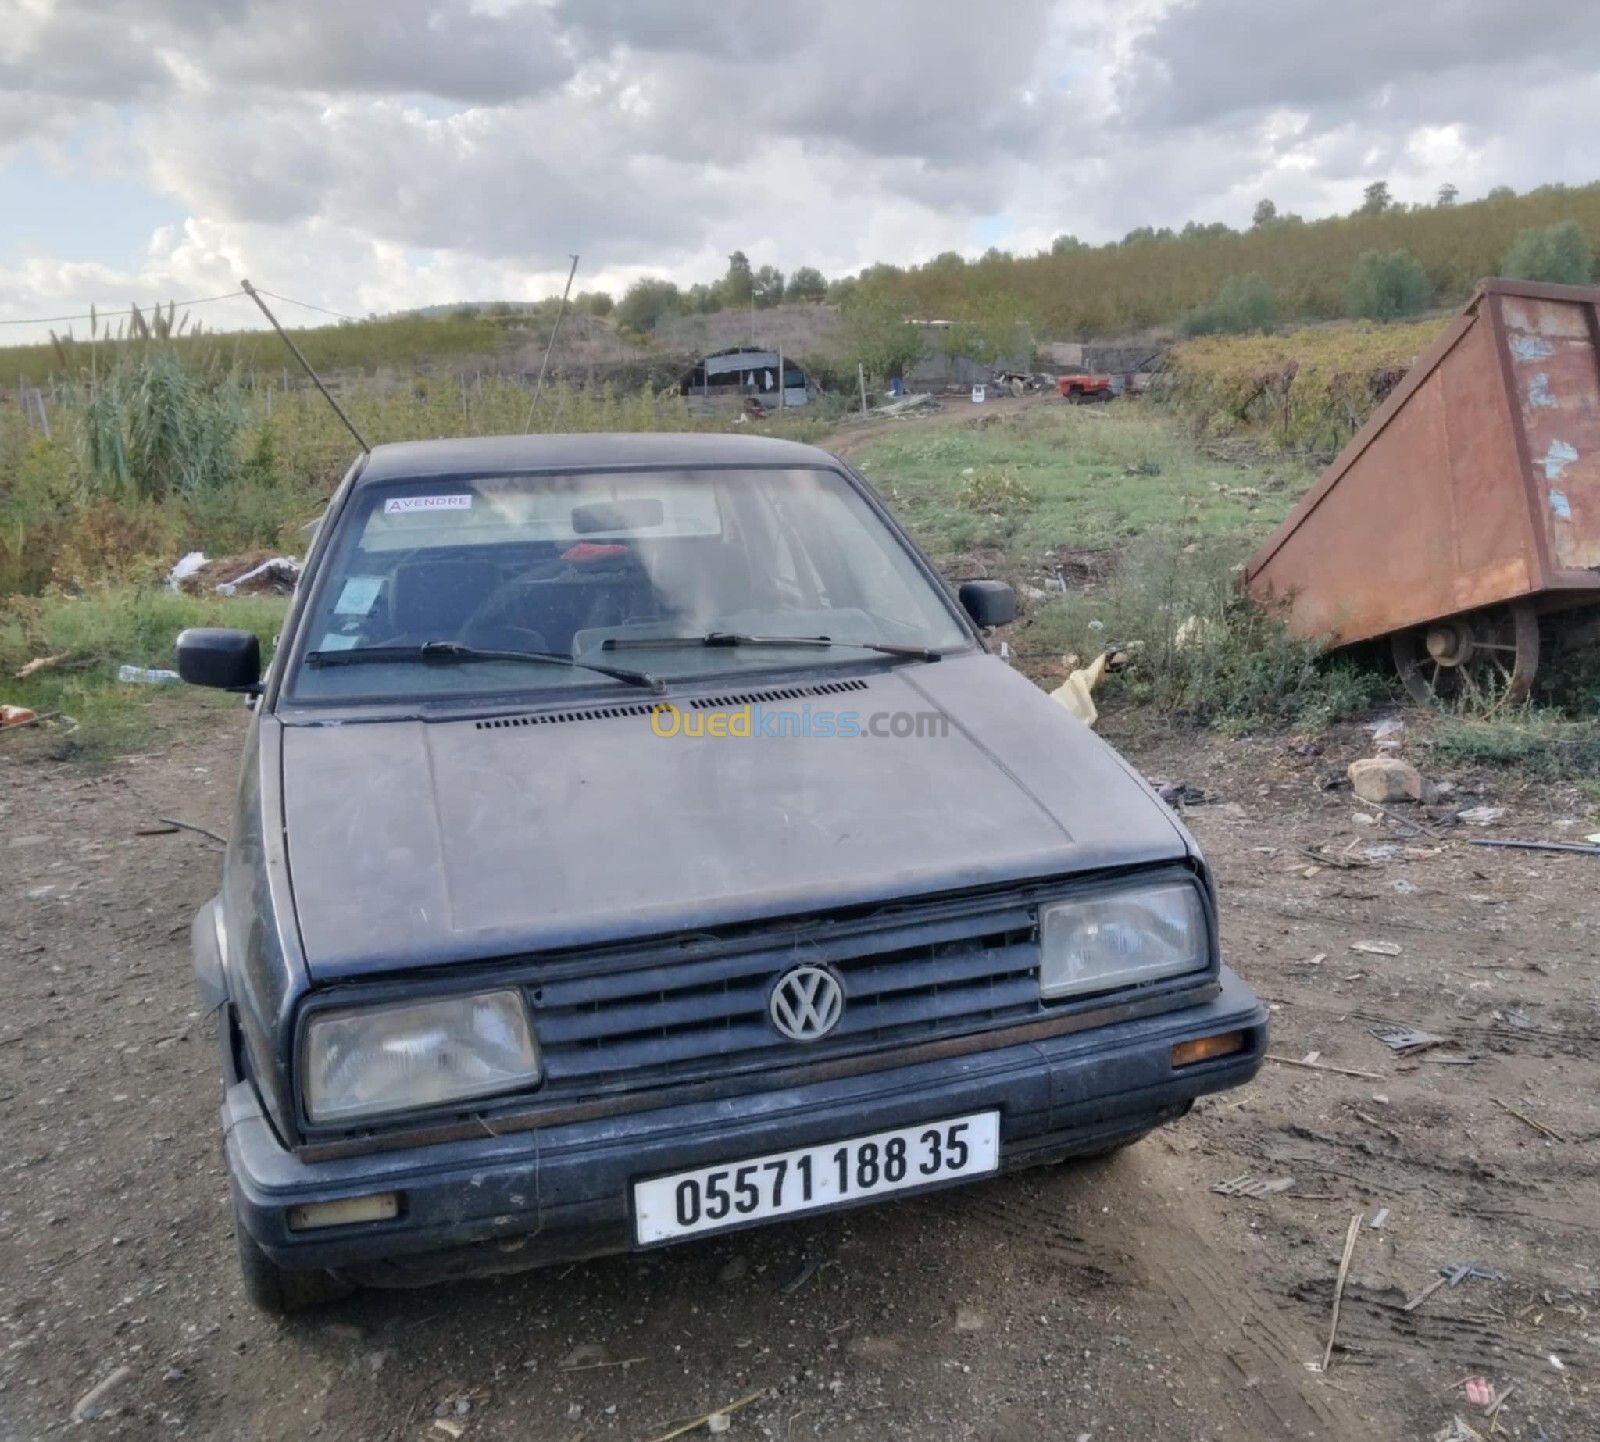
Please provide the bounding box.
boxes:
[179,432,1265,1312]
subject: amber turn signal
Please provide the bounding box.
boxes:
[287,1192,401,1232]
[1171,1031,1245,1068]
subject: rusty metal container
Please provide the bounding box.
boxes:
[1246,278,1600,702]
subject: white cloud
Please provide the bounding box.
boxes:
[1,0,1597,343]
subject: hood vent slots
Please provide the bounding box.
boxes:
[476,703,657,730]
[475,677,870,731]
[474,677,868,731]
[688,678,869,710]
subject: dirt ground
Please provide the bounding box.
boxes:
[2,704,1597,1442]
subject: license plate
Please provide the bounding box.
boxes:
[633,1111,999,1245]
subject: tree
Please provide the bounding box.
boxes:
[681,282,720,315]
[1359,181,1393,216]
[1181,274,1276,336]
[1436,183,1459,207]
[615,277,682,334]
[1503,220,1593,285]
[824,275,859,305]
[1251,199,1278,229]
[835,285,926,382]
[574,291,613,317]
[1486,185,1516,201]
[786,266,827,303]
[721,251,754,307]
[1050,233,1087,254]
[1344,249,1430,321]
[751,264,785,308]
[936,290,1034,365]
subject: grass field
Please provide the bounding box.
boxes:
[850,403,1314,564]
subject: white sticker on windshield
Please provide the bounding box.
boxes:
[384,494,472,515]
[317,632,359,651]
[334,576,383,615]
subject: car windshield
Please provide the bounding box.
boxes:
[287,466,971,701]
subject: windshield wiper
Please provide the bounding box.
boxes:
[305,641,664,692]
[599,632,943,662]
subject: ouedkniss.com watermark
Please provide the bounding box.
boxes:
[649,703,949,739]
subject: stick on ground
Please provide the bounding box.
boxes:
[157,816,228,845]
[1491,1096,1566,1143]
[646,1392,766,1442]
[1266,1054,1384,1081]
[1321,1214,1362,1372]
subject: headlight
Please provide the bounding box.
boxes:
[303,989,540,1125]
[1039,882,1208,1000]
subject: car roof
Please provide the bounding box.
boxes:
[353,431,843,485]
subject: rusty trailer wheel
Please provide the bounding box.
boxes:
[1391,600,1540,707]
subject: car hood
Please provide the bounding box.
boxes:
[279,655,1192,979]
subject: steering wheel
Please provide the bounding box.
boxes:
[458,577,555,654]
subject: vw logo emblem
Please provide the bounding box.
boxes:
[769,964,845,1042]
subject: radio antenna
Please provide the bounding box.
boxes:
[524,253,580,433]
[241,279,370,453]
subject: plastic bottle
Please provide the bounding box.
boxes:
[117,665,181,685]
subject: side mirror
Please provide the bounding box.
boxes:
[176,628,262,691]
[958,580,1015,629]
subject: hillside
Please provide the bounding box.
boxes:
[880,184,1600,335]
[1,181,1596,391]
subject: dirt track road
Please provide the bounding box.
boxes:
[2,711,1596,1442]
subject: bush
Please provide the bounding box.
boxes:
[1029,534,1384,728]
[1344,249,1431,321]
[1429,713,1600,781]
[614,278,682,335]
[1181,274,1276,336]
[1502,220,1593,285]
[78,346,246,502]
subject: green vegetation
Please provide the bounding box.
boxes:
[1165,319,1448,453]
[1343,249,1431,321]
[1029,536,1384,729]
[0,588,288,758]
[1502,219,1593,284]
[1,309,518,392]
[873,181,1600,336]
[854,404,1311,563]
[835,286,926,382]
[1180,274,1277,336]
[1428,711,1600,782]
[853,405,1377,728]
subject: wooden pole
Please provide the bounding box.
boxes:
[858,363,869,414]
[778,347,785,411]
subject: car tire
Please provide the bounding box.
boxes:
[234,1212,356,1315]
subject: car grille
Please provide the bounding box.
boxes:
[527,900,1042,1094]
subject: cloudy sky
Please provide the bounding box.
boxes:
[2,0,1597,343]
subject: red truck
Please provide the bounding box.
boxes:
[1057,373,1116,403]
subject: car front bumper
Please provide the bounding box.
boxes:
[225,967,1266,1285]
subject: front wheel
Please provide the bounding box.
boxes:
[234,1206,355,1315]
